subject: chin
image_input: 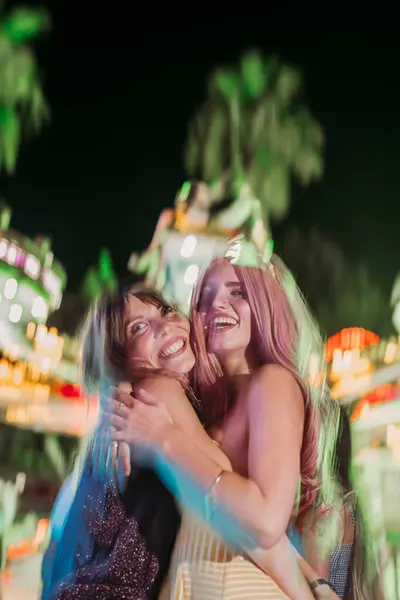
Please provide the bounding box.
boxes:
[174,352,196,375]
[208,339,236,352]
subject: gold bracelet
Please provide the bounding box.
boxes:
[204,469,226,521]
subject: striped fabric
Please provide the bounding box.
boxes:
[160,513,288,600]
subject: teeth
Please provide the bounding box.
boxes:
[213,316,237,327]
[161,339,185,357]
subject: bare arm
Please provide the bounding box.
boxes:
[113,376,332,600]
[154,365,304,549]
[128,378,314,600]
[112,366,303,548]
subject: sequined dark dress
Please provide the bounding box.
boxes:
[44,468,180,600]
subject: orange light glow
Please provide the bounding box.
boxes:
[6,518,50,562]
[351,384,399,422]
[326,328,380,363]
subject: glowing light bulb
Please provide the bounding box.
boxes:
[9,304,22,324]
[7,244,18,265]
[24,254,40,279]
[384,342,398,364]
[4,278,18,300]
[32,297,47,320]
[184,265,199,285]
[181,235,197,258]
[0,239,8,259]
[26,322,36,340]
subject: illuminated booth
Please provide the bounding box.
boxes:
[0,203,65,328]
[128,181,270,313]
[319,328,400,451]
[325,328,400,598]
[0,202,98,436]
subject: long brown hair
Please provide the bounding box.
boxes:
[60,285,187,599]
[80,285,191,391]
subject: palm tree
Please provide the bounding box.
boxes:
[184,50,324,233]
[81,248,118,303]
[0,2,51,174]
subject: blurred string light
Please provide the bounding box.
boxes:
[180,235,197,258]
[8,303,22,324]
[184,264,199,285]
[4,278,18,300]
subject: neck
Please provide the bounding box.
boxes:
[217,350,257,403]
[219,347,258,378]
[221,354,250,377]
[224,373,251,401]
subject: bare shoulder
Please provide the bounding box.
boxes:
[247,364,305,416]
[134,376,214,447]
[134,376,187,404]
[252,363,299,384]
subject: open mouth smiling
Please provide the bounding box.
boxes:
[159,337,188,359]
[209,314,239,333]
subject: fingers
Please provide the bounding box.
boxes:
[104,412,125,430]
[118,442,131,477]
[111,399,131,419]
[109,386,135,408]
[109,439,119,464]
[136,388,158,406]
[110,430,126,442]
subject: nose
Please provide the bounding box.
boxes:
[211,288,228,310]
[153,318,172,339]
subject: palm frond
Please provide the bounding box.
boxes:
[0,107,19,173]
[240,49,266,100]
[2,7,51,44]
[184,49,324,224]
[274,65,303,103]
[0,5,51,174]
[202,106,228,182]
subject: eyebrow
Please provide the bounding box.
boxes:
[200,281,243,297]
[202,281,241,291]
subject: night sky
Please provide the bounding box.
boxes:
[1,3,399,296]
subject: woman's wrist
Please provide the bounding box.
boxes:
[310,579,336,598]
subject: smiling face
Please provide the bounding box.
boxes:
[123,295,195,375]
[197,262,253,372]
